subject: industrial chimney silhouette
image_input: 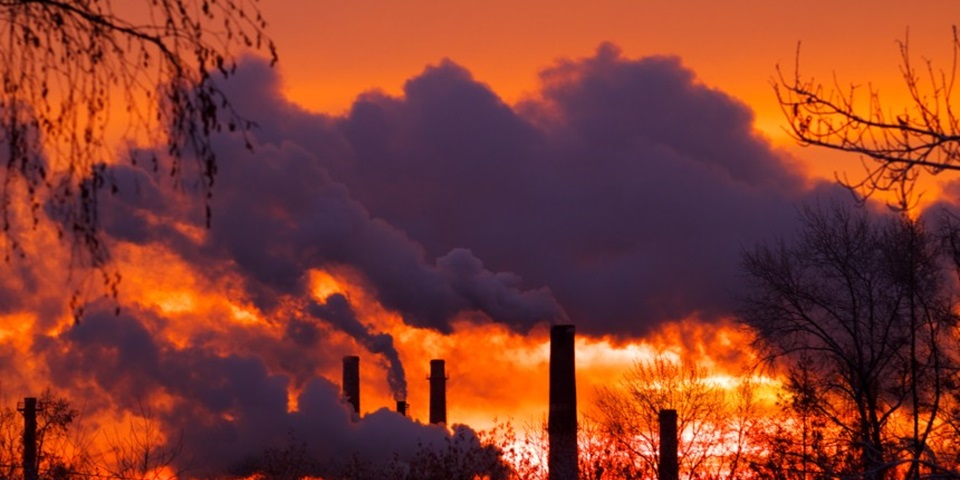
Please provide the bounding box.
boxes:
[429,359,447,424]
[548,325,577,480]
[342,355,360,418]
[396,400,408,416]
[19,397,37,480]
[659,409,679,480]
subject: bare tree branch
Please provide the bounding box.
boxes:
[775,27,960,210]
[739,203,960,478]
[0,0,276,317]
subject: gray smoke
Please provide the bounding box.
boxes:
[308,294,408,401]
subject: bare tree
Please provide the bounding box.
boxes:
[100,402,184,480]
[481,419,549,480]
[593,354,760,480]
[749,358,856,479]
[739,203,960,479]
[0,0,275,281]
[775,28,960,209]
[32,391,98,480]
[0,390,99,480]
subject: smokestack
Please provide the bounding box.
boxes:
[659,409,679,480]
[19,397,37,480]
[342,355,360,418]
[548,325,577,480]
[396,400,408,416]
[429,359,447,425]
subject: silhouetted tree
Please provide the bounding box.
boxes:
[749,358,854,479]
[0,391,96,480]
[0,0,275,275]
[102,402,184,480]
[482,419,549,480]
[593,354,761,479]
[32,392,93,480]
[775,28,959,208]
[739,203,960,479]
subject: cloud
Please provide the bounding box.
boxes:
[36,302,469,476]
[218,43,844,335]
[4,42,842,336]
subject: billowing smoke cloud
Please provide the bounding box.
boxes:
[2,43,858,475]
[215,43,846,336]
[100,131,566,334]
[309,294,407,401]
[36,303,460,475]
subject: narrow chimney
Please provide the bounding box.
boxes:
[548,325,577,480]
[659,409,679,480]
[396,400,408,416]
[429,359,447,425]
[342,355,360,418]
[19,397,37,480]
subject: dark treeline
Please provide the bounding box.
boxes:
[740,202,960,480]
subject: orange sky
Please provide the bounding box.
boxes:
[261,2,953,132]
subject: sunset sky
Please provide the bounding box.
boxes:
[3,1,960,476]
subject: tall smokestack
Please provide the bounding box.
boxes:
[429,359,447,425]
[342,355,360,418]
[659,409,679,480]
[20,397,37,480]
[396,400,408,416]
[548,325,577,480]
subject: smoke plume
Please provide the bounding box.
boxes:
[308,294,408,401]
